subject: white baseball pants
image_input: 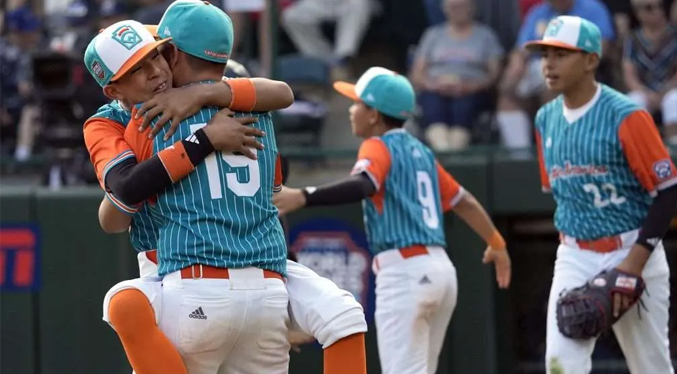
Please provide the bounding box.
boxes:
[546,229,673,374]
[104,254,367,373]
[373,246,457,374]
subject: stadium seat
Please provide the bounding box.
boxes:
[274,54,331,156]
[405,45,500,147]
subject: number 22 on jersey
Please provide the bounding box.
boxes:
[190,123,260,199]
[583,183,626,208]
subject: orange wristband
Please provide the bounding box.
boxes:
[487,230,506,250]
[157,141,194,182]
[224,78,257,112]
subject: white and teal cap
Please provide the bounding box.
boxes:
[525,15,603,57]
[84,20,171,87]
[334,67,415,120]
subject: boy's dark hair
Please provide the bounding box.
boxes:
[184,53,225,75]
[381,112,406,128]
[364,103,407,128]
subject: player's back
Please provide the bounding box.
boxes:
[364,129,446,253]
[151,107,287,276]
[536,84,654,240]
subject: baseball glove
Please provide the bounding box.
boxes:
[556,268,645,340]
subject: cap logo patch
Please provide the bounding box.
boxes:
[91,60,105,80]
[112,25,143,50]
[544,18,564,38]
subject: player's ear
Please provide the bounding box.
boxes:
[368,107,380,125]
[585,53,600,73]
[102,84,124,101]
[159,43,173,64]
[168,44,180,69]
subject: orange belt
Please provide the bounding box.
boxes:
[181,265,284,280]
[145,250,158,264]
[373,245,430,272]
[399,244,430,258]
[560,233,622,253]
[180,264,283,280]
[144,251,282,280]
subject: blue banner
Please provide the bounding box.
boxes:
[289,218,375,323]
[0,224,41,292]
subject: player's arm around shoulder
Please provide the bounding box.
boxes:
[82,117,139,232]
[98,196,133,234]
[136,78,293,139]
[83,117,133,189]
[437,162,511,288]
[249,78,294,111]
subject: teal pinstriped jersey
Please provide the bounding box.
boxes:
[128,202,161,252]
[536,85,652,240]
[89,101,160,252]
[150,107,287,276]
[360,130,446,254]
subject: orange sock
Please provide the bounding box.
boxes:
[108,289,187,374]
[324,333,367,374]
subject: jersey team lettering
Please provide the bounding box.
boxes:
[549,162,609,181]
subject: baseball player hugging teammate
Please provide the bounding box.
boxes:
[274,67,512,374]
[528,16,677,374]
[84,19,283,374]
[83,2,368,373]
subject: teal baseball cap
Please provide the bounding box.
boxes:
[334,67,415,120]
[157,0,233,63]
[525,15,603,57]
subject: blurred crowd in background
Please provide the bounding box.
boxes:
[2,0,677,187]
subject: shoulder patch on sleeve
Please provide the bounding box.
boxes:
[653,159,673,181]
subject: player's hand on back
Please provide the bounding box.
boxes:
[136,85,212,140]
[273,186,306,216]
[203,109,265,160]
[482,246,511,289]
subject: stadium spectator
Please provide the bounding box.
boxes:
[50,0,128,54]
[600,0,634,40]
[0,36,24,154]
[222,0,281,77]
[520,0,543,21]
[409,0,503,151]
[424,0,445,26]
[132,0,168,25]
[623,0,677,144]
[281,0,376,79]
[49,0,93,54]
[495,0,614,149]
[2,2,41,161]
